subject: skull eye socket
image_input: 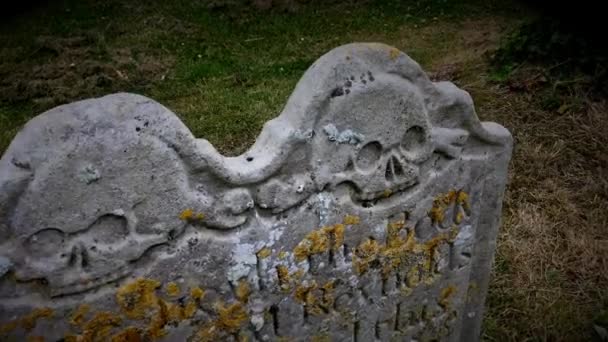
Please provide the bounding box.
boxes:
[88,214,129,244]
[25,228,67,257]
[356,141,382,170]
[401,125,427,155]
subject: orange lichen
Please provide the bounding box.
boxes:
[276,265,291,291]
[456,191,470,211]
[256,247,271,259]
[351,214,459,286]
[80,311,123,341]
[429,190,470,225]
[291,269,305,281]
[353,238,380,274]
[146,299,169,339]
[294,282,316,304]
[215,302,248,333]
[455,211,464,224]
[116,278,161,319]
[179,209,205,222]
[70,304,91,327]
[343,214,360,225]
[184,301,198,319]
[166,282,180,297]
[294,280,335,316]
[179,209,194,221]
[294,223,348,261]
[236,279,251,303]
[111,327,142,342]
[193,323,218,342]
[20,307,54,331]
[0,320,18,335]
[191,286,205,301]
[294,229,329,261]
[407,266,421,288]
[439,285,457,309]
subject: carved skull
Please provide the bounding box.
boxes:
[11,210,169,297]
[311,73,433,202]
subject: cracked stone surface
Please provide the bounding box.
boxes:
[0,43,512,341]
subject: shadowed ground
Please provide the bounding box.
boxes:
[1,0,606,340]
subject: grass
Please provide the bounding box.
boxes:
[1,0,607,340]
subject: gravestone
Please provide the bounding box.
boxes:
[0,43,512,341]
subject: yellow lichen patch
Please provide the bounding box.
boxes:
[184,301,198,319]
[179,209,194,221]
[191,287,205,301]
[353,238,380,274]
[20,307,54,331]
[166,282,180,297]
[278,251,288,259]
[388,47,401,60]
[428,201,446,224]
[294,280,334,316]
[111,327,142,342]
[294,229,329,262]
[456,191,470,211]
[256,247,271,259]
[193,323,218,342]
[0,320,18,335]
[439,285,457,309]
[146,299,169,339]
[429,190,470,225]
[400,285,413,297]
[294,223,349,261]
[294,282,316,304]
[81,311,123,341]
[383,189,393,198]
[291,269,305,281]
[116,278,161,319]
[320,280,336,310]
[70,304,91,327]
[455,211,464,224]
[235,279,251,303]
[166,301,186,323]
[215,302,248,333]
[406,265,421,288]
[343,214,360,225]
[351,214,459,286]
[276,265,291,291]
[179,209,205,222]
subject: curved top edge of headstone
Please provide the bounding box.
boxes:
[0,42,512,188]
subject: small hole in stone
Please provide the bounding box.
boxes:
[246,157,254,162]
[135,127,141,132]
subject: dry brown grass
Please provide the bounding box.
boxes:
[462,61,608,341]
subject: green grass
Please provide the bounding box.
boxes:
[0,0,522,154]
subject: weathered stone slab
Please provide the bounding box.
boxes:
[0,43,512,341]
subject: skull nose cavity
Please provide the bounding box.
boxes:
[68,243,90,269]
[385,155,405,182]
